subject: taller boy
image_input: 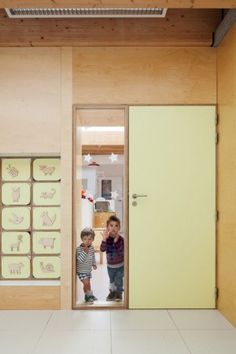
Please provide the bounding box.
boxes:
[100,215,124,302]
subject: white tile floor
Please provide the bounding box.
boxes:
[0,309,235,354]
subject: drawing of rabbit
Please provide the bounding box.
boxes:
[12,187,21,202]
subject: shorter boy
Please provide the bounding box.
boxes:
[76,228,97,304]
[100,216,124,302]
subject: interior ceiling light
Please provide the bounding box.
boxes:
[88,161,100,167]
[5,8,167,18]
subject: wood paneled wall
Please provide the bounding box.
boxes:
[0,45,217,309]
[0,286,60,309]
[217,24,236,326]
[73,47,217,104]
[0,48,61,154]
[0,47,72,310]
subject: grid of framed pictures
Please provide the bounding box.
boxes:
[0,158,61,280]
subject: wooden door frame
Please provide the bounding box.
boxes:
[72,104,129,309]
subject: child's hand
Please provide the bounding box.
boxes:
[101,229,109,241]
[93,264,97,270]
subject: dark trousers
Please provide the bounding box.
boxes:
[107,266,124,293]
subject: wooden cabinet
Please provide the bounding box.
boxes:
[93,212,115,228]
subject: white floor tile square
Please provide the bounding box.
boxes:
[112,330,190,354]
[111,310,175,330]
[46,310,110,331]
[181,329,236,354]
[33,330,111,354]
[0,331,40,354]
[0,310,52,331]
[169,310,234,330]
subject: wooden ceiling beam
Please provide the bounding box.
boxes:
[0,1,235,9]
[0,9,221,47]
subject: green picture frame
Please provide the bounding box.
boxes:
[2,256,31,279]
[1,232,30,254]
[2,158,31,181]
[2,183,31,206]
[33,158,61,181]
[33,256,60,279]
[33,182,60,206]
[2,207,31,230]
[33,232,61,254]
[33,207,60,230]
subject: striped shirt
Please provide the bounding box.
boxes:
[100,235,124,268]
[76,244,96,274]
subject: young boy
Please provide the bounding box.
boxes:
[100,215,124,302]
[76,227,97,304]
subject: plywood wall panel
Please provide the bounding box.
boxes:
[0,48,61,154]
[60,48,73,309]
[0,286,60,309]
[73,47,216,104]
[217,24,236,326]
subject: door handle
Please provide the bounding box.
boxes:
[132,193,148,199]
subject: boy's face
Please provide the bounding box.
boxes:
[82,235,93,246]
[107,221,120,237]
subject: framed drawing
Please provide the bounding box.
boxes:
[33,256,60,279]
[33,182,60,206]
[1,232,30,254]
[2,158,31,181]
[1,256,30,279]
[2,183,31,206]
[33,232,61,254]
[33,207,60,230]
[33,158,61,181]
[2,207,31,230]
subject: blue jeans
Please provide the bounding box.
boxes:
[107,266,124,293]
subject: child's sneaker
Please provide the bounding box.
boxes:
[106,291,116,301]
[115,292,122,302]
[91,295,98,301]
[85,294,94,304]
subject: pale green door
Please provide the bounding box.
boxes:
[129,106,216,308]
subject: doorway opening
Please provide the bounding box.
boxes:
[72,105,128,309]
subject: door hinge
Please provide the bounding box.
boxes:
[215,132,219,144]
[215,113,219,126]
[215,210,219,222]
[215,287,219,299]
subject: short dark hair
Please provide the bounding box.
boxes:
[106,215,120,227]
[80,227,95,240]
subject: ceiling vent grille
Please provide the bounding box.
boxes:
[5,8,167,18]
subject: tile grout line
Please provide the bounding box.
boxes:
[110,311,113,354]
[30,311,54,354]
[167,310,193,354]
